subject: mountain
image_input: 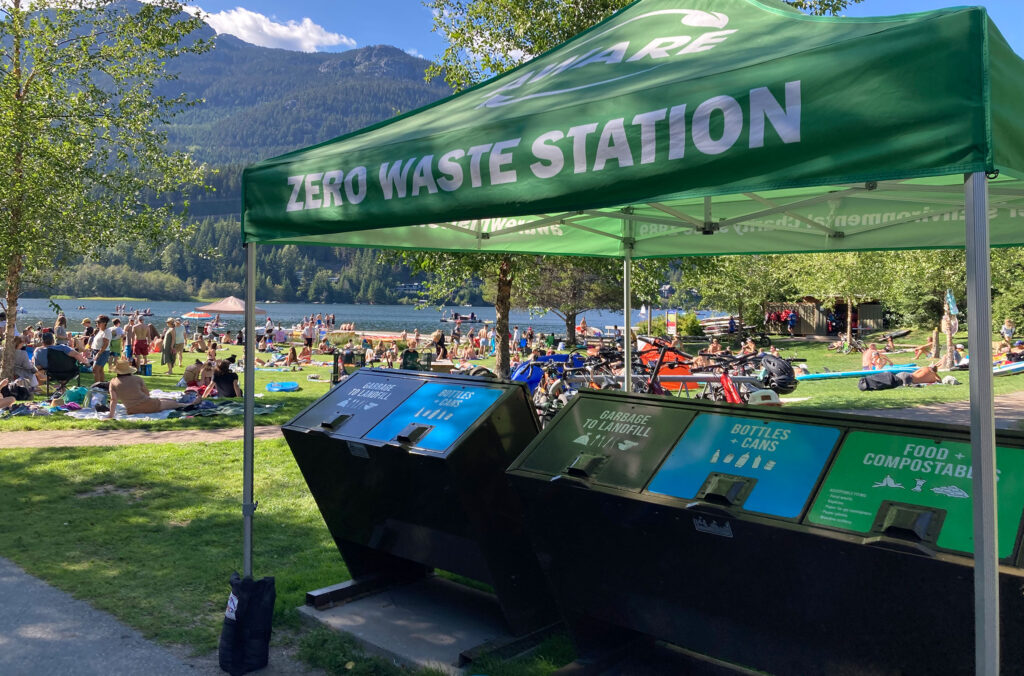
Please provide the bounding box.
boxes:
[159,36,451,167]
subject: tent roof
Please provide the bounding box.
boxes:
[241,0,1024,257]
[195,296,267,315]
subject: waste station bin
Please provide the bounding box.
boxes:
[506,389,1024,674]
[282,369,555,635]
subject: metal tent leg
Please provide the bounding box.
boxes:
[965,171,998,675]
[243,242,257,578]
[622,220,633,394]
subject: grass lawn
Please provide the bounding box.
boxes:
[763,332,1024,416]
[7,328,1024,432]
[0,438,575,675]
[1,344,337,431]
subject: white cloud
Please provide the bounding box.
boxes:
[405,47,423,58]
[186,5,355,53]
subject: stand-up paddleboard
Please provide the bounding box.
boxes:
[881,329,912,340]
[797,364,918,381]
[954,357,1024,375]
[266,381,300,392]
[994,361,1024,376]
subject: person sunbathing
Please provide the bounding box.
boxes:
[107,360,192,418]
[895,363,940,386]
[190,336,208,353]
[298,346,312,363]
[284,346,299,366]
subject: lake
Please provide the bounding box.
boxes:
[7,298,708,336]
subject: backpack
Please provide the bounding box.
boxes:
[858,372,900,391]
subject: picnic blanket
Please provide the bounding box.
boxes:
[66,405,176,421]
[169,402,282,418]
[63,400,281,421]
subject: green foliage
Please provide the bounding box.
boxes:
[0,0,212,376]
[678,312,704,337]
[426,0,864,91]
[677,255,795,328]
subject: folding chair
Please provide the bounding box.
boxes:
[45,348,81,396]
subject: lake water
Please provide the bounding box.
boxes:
[7,298,706,336]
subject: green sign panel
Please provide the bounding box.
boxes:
[518,396,691,491]
[807,431,1024,557]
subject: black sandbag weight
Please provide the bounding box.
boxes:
[218,572,276,676]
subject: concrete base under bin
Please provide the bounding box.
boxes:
[297,576,514,674]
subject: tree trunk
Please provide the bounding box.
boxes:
[494,256,513,378]
[2,255,23,380]
[564,312,577,346]
[845,300,853,344]
[930,326,940,360]
[940,298,955,370]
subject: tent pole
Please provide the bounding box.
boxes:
[622,219,630,393]
[965,171,998,675]
[243,242,257,578]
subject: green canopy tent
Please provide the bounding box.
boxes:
[241,0,1024,670]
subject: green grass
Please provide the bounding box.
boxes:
[755,332,1024,414]
[0,437,578,673]
[8,329,1024,431]
[1,345,337,431]
[0,438,347,652]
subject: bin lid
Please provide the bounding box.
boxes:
[284,370,424,439]
[806,430,1024,557]
[363,381,505,456]
[515,394,692,491]
[646,413,841,519]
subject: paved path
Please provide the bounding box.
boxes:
[0,426,283,449]
[833,390,1024,430]
[0,556,323,676]
[0,556,209,676]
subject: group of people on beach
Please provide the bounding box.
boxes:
[0,309,245,415]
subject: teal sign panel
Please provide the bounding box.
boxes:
[364,383,503,454]
[646,413,840,518]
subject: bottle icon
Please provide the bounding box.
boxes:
[764,460,776,471]
[710,450,720,464]
[752,455,762,469]
[723,453,735,464]
[735,452,750,468]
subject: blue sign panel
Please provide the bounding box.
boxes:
[364,383,503,454]
[646,414,840,518]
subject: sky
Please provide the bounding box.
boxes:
[183,0,1024,59]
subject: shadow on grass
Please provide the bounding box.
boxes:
[0,440,349,654]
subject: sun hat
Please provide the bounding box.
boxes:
[955,343,965,349]
[166,317,175,325]
[113,359,137,376]
[81,318,91,324]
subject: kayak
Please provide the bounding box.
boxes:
[266,381,300,392]
[797,365,918,381]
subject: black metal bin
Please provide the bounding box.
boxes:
[506,389,1024,674]
[282,368,555,635]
